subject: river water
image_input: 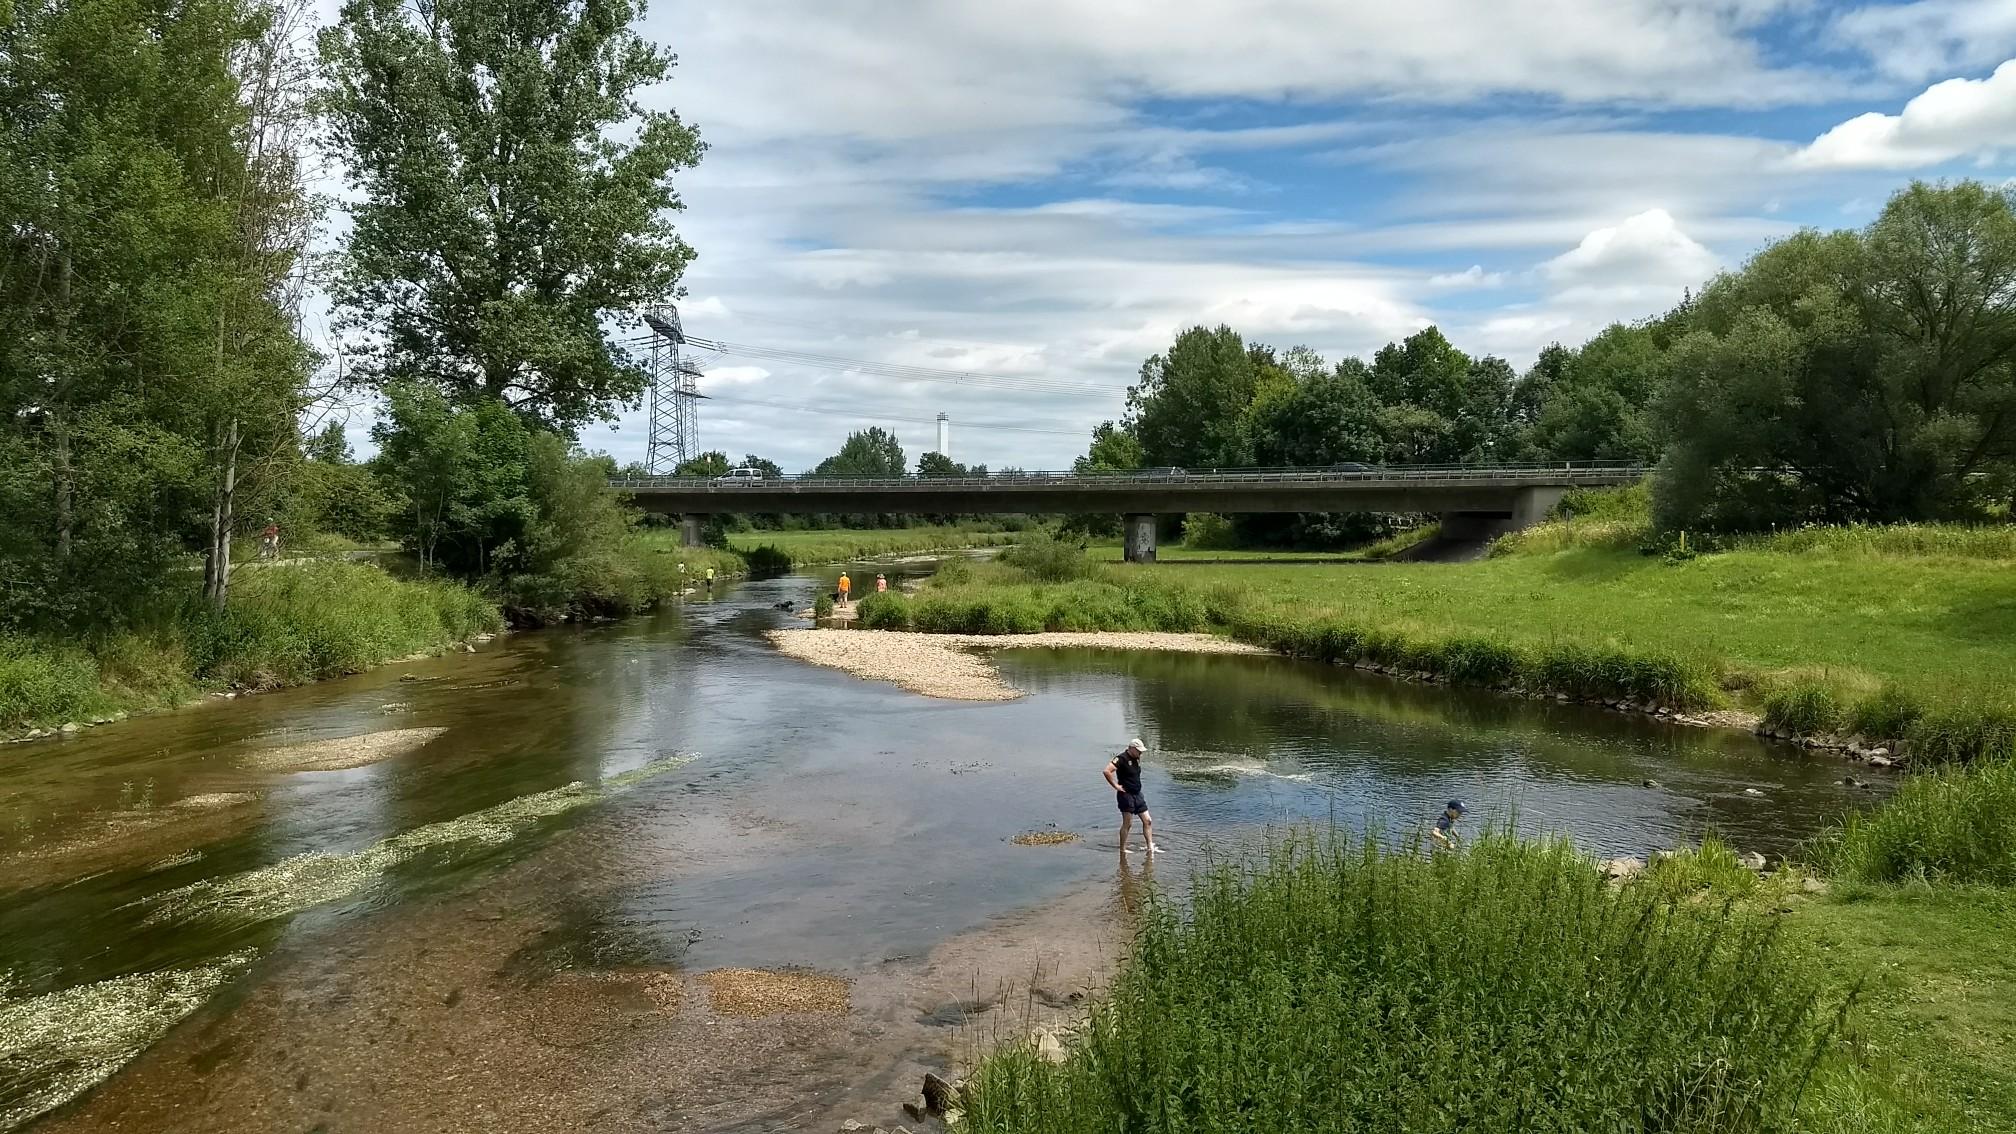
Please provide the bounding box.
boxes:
[0,560,1879,1132]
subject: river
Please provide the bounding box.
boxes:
[0,559,1878,1132]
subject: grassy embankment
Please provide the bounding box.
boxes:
[963,767,2016,1133]
[2,561,503,736]
[857,493,2016,762]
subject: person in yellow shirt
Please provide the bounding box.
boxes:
[837,572,852,604]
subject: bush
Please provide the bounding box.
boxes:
[1763,681,1845,735]
[963,831,1834,1134]
[1847,685,1926,741]
[813,594,834,619]
[1813,759,2016,884]
[739,544,792,574]
[855,591,911,630]
[999,537,1103,583]
[0,637,111,730]
[1180,512,1238,550]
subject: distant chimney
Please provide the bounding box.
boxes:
[936,412,950,459]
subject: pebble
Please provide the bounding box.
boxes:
[1743,788,1766,797]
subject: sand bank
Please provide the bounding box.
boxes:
[764,629,1265,700]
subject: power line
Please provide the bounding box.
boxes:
[679,336,1130,401]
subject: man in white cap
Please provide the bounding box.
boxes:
[1103,739,1154,855]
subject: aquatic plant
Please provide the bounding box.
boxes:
[961,831,1835,1134]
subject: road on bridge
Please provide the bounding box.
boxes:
[612,464,1648,561]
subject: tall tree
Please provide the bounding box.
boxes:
[812,427,906,478]
[1656,180,2016,529]
[1073,421,1144,473]
[319,0,704,429]
[1126,326,1270,468]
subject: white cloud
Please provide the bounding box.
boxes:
[1539,209,1719,288]
[1834,1,2016,81]
[1426,265,1508,290]
[1792,60,2016,170]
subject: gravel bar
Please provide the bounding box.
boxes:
[764,629,1266,701]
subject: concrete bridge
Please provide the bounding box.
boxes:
[614,464,1648,561]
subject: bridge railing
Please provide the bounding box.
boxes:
[609,461,1649,491]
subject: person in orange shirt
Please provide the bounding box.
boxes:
[837,572,851,605]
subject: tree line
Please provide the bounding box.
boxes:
[1084,180,2016,541]
[1,0,702,632]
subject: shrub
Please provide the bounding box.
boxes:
[1180,512,1238,550]
[739,544,793,574]
[1763,681,1845,736]
[999,537,1103,583]
[0,637,110,730]
[1847,685,1926,741]
[1812,759,2016,884]
[813,594,834,619]
[855,591,912,630]
[962,831,1835,1134]
[1641,836,1760,902]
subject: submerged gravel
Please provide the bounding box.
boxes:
[764,629,1265,700]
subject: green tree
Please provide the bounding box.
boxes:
[371,384,534,574]
[813,427,906,478]
[1248,361,1386,467]
[674,450,731,478]
[1126,326,1270,468]
[1528,324,1664,462]
[319,0,704,430]
[739,454,783,478]
[1073,421,1144,473]
[1656,181,2016,529]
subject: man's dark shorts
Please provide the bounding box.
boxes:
[1115,791,1148,815]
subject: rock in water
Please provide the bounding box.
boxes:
[1603,856,1646,880]
[1866,754,1895,769]
[1743,787,1766,797]
[1739,851,1768,871]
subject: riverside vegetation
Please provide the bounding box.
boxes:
[856,488,2016,764]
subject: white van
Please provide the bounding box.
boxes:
[713,467,765,485]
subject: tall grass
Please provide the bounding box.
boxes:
[963,831,1835,1134]
[1811,760,2016,885]
[3,562,505,732]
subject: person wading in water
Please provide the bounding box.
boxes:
[1104,739,1154,855]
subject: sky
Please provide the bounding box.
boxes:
[320,0,2016,473]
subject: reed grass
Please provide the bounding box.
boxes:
[962,830,1836,1134]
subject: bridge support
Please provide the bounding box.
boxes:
[1123,513,1157,563]
[678,515,706,548]
[1438,486,1569,546]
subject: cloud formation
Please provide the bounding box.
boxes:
[1794,59,2016,170]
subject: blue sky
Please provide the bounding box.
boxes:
[322,1,2016,473]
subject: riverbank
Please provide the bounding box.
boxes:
[955,828,2016,1134]
[1,561,502,741]
[853,520,2016,765]
[638,524,1026,573]
[765,628,1265,700]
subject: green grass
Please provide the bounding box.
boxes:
[1085,524,1437,563]
[1794,887,2016,1133]
[1809,759,2016,885]
[2,562,504,734]
[963,830,1837,1133]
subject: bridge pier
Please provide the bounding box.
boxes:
[1123,513,1157,563]
[678,515,706,548]
[1438,486,1568,545]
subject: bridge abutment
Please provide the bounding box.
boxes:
[679,516,706,548]
[1123,513,1157,563]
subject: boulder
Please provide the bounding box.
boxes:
[1604,856,1646,880]
[58,722,80,734]
[1641,779,1661,789]
[1866,754,1895,769]
[922,1073,957,1114]
[1032,1027,1066,1064]
[1738,851,1768,871]
[1866,747,1891,759]
[902,1097,927,1122]
[1802,877,1829,894]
